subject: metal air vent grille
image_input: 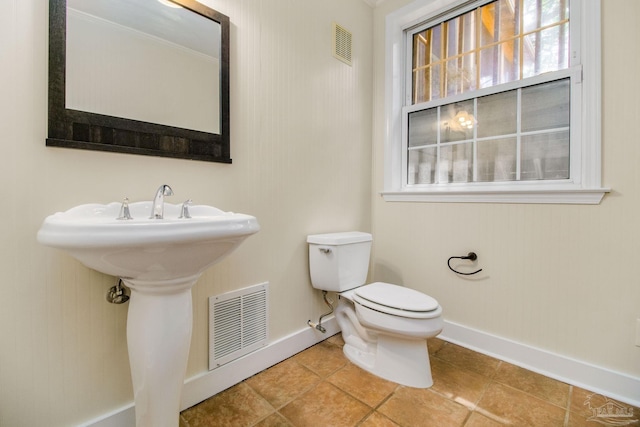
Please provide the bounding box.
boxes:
[333,23,353,66]
[209,282,269,369]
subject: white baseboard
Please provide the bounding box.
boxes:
[81,317,640,426]
[80,317,339,427]
[439,320,640,407]
[181,317,339,409]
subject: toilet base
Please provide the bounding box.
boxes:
[342,333,433,388]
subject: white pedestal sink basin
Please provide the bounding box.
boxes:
[37,199,259,427]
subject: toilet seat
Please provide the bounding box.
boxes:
[353,282,440,319]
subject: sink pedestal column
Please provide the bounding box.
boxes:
[124,276,198,427]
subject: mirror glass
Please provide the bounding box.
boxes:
[66,0,220,134]
[48,0,231,163]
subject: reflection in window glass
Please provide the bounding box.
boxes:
[477,90,517,138]
[406,78,570,184]
[521,131,569,180]
[409,109,438,147]
[441,100,474,143]
[521,79,570,132]
[477,138,517,182]
[412,0,569,104]
[440,143,473,183]
[408,147,437,184]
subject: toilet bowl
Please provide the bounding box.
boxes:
[307,232,443,388]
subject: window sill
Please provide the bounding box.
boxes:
[381,187,610,204]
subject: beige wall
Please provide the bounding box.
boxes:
[4,0,639,424]
[0,0,373,425]
[371,0,640,380]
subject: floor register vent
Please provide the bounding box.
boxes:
[209,282,269,370]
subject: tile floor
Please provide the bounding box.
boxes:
[180,334,639,427]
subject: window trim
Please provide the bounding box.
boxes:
[381,0,609,204]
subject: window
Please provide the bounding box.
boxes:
[382,0,608,204]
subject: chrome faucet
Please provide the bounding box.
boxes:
[150,185,173,219]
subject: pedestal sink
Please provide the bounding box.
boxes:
[37,197,260,427]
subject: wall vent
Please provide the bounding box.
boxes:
[333,23,353,66]
[209,282,269,370]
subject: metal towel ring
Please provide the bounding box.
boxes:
[448,252,482,276]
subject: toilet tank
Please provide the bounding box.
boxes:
[307,232,372,292]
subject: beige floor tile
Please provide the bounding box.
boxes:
[430,358,491,409]
[569,386,597,418]
[428,337,447,355]
[464,412,505,427]
[245,358,320,408]
[434,343,501,378]
[378,386,469,427]
[293,340,348,377]
[327,332,345,347]
[280,381,371,427]
[493,362,570,408]
[569,386,639,426]
[182,338,636,427]
[565,410,595,427]
[328,362,398,407]
[254,412,294,427]
[476,382,565,426]
[181,382,274,427]
[360,412,401,427]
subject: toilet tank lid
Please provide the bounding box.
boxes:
[307,231,372,245]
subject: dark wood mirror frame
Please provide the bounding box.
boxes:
[47,0,231,163]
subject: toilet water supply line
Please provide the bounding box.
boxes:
[308,290,334,333]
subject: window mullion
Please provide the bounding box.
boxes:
[475,7,480,92]
[518,0,524,80]
[436,106,442,183]
[472,97,478,182]
[441,22,447,99]
[516,87,522,180]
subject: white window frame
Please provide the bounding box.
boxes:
[381,0,609,204]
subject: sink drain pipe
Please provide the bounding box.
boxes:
[106,278,130,304]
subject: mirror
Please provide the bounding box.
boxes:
[48,0,231,163]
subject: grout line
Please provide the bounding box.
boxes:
[563,386,573,427]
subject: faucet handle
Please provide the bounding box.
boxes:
[179,199,193,219]
[117,197,133,220]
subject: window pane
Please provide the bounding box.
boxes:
[523,0,568,34]
[405,0,574,190]
[521,78,569,132]
[441,100,474,143]
[409,108,438,147]
[413,67,442,103]
[479,40,520,88]
[479,0,519,47]
[408,147,437,184]
[445,55,476,96]
[447,10,476,56]
[520,130,569,180]
[477,137,517,182]
[440,143,473,183]
[411,0,568,103]
[477,90,517,138]
[413,26,442,103]
[522,24,569,78]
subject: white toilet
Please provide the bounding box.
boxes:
[307,231,443,388]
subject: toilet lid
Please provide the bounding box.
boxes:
[354,282,439,312]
